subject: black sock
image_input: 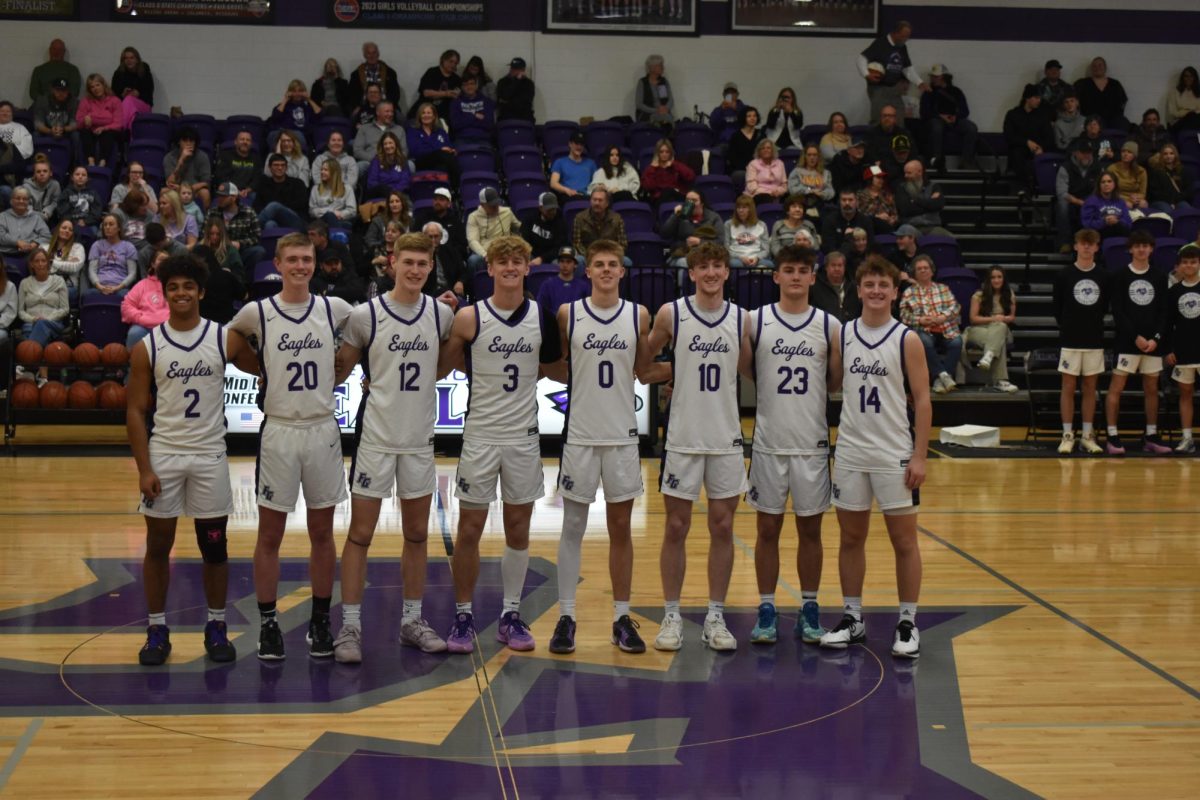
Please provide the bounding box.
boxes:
[258,601,277,623]
[312,596,332,619]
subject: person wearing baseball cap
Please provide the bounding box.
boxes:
[254,153,309,231]
[533,244,590,316]
[1037,58,1069,114]
[497,56,535,123]
[412,185,468,261]
[1003,85,1051,191]
[920,63,978,172]
[829,135,869,195]
[465,186,520,272]
[207,180,265,269]
[709,81,746,145]
[519,191,567,266]
[549,131,597,202]
[31,74,81,164]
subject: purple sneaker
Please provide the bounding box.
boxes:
[1143,434,1172,455]
[446,612,475,653]
[496,611,535,651]
[612,615,646,654]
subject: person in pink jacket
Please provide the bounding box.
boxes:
[76,73,124,167]
[744,139,788,206]
[121,250,170,349]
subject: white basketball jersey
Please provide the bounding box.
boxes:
[146,319,227,455]
[751,304,837,455]
[352,295,450,453]
[665,297,744,455]
[836,318,914,473]
[257,296,343,422]
[464,299,544,444]
[566,298,640,446]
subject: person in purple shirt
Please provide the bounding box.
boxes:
[450,74,495,143]
[364,132,412,199]
[268,79,322,152]
[709,82,747,146]
[406,102,458,185]
[535,246,591,316]
[86,212,138,298]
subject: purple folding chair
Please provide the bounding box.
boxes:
[1171,207,1200,242]
[585,121,625,161]
[625,267,677,310]
[1131,215,1172,240]
[541,121,580,156]
[626,234,667,267]
[79,293,128,346]
[672,125,712,156]
[919,235,964,273]
[502,146,544,178]
[1033,154,1065,196]
[130,113,172,144]
[732,269,777,311]
[1102,237,1129,271]
[614,202,655,235]
[1150,237,1186,273]
[497,120,536,151]
[694,175,736,207]
[562,199,590,233]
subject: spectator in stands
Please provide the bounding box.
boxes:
[352,100,406,178]
[48,219,84,305]
[367,219,401,282]
[32,78,80,166]
[496,57,535,123]
[178,184,203,228]
[214,130,261,203]
[109,162,157,213]
[573,187,628,261]
[413,49,462,121]
[17,248,67,384]
[364,191,412,254]
[23,155,60,223]
[1003,85,1049,191]
[724,195,772,270]
[87,213,137,298]
[310,249,366,305]
[463,56,496,102]
[771,195,822,258]
[900,253,962,393]
[641,139,693,208]
[744,139,788,206]
[1074,57,1129,130]
[1082,172,1132,240]
[192,243,244,324]
[762,87,803,151]
[29,39,81,102]
[413,187,467,260]
[788,145,835,216]
[636,55,674,127]
[710,82,746,148]
[364,132,410,200]
[420,221,467,297]
[407,102,457,183]
[1055,139,1101,251]
[254,153,309,231]
[536,246,591,315]
[921,64,977,172]
[830,135,869,195]
[896,160,951,237]
[883,132,917,180]
[311,58,351,118]
[1166,67,1200,132]
[111,47,154,128]
[865,105,909,167]
[122,249,170,349]
[965,266,1018,392]
[1037,59,1069,118]
[858,20,927,122]
[1106,142,1149,214]
[887,224,923,280]
[550,131,598,202]
[449,75,495,142]
[819,111,851,163]
[520,192,567,266]
[663,189,723,267]
[269,130,311,187]
[310,130,358,191]
[207,182,265,268]
[821,188,874,254]
[352,83,383,130]
[1147,143,1195,214]
[1052,93,1083,152]
[0,264,15,360]
[1076,114,1115,164]
[200,218,245,281]
[269,79,322,151]
[592,146,640,203]
[466,187,520,271]
[0,187,50,257]
[844,227,875,272]
[136,222,187,278]
[76,74,123,168]
[1128,109,1169,166]
[810,249,860,323]
[158,190,197,248]
[164,126,212,211]
[349,42,402,111]
[857,165,898,234]
[309,161,357,229]
[0,102,31,208]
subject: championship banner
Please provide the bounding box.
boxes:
[328,0,487,30]
[112,0,274,23]
[0,0,76,19]
[222,364,651,437]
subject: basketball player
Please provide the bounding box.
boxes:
[744,245,842,645]
[820,255,930,659]
[437,236,564,653]
[549,239,654,655]
[331,234,458,663]
[126,254,258,666]
[228,233,353,661]
[644,241,752,652]
[1164,243,1200,453]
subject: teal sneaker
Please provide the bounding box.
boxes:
[750,602,778,644]
[796,601,826,644]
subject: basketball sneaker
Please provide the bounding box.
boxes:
[1105,435,1126,455]
[333,625,362,664]
[203,620,236,663]
[548,615,576,654]
[1143,434,1172,455]
[796,601,826,644]
[701,615,737,651]
[749,602,778,644]
[1057,431,1076,454]
[139,624,171,666]
[307,615,334,658]
[257,619,285,661]
[446,612,476,654]
[400,619,448,653]
[654,612,683,651]
[892,620,921,658]
[1176,437,1196,454]
[820,614,866,649]
[497,611,535,651]
[1079,432,1104,454]
[612,615,645,653]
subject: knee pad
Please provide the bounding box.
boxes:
[195,518,229,564]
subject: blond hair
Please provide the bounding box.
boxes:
[486,235,532,264]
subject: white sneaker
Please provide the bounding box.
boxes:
[1057,432,1076,454]
[940,372,957,392]
[819,614,866,648]
[892,621,920,658]
[932,375,948,394]
[333,625,362,664]
[1175,437,1196,454]
[654,613,683,651]
[977,352,994,369]
[700,615,737,651]
[400,618,448,653]
[1079,432,1104,454]
[993,380,1018,393]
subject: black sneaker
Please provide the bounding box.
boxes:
[612,615,646,654]
[307,614,334,658]
[204,620,236,662]
[257,618,285,661]
[138,624,171,666]
[548,615,576,654]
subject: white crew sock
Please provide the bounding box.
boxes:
[557,499,587,620]
[501,545,530,615]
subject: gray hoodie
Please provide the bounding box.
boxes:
[22,177,61,221]
[0,208,51,254]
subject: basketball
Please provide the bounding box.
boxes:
[39,380,68,409]
[73,342,102,367]
[68,380,98,409]
[97,381,127,409]
[10,381,39,408]
[44,342,72,367]
[101,343,129,367]
[15,340,42,366]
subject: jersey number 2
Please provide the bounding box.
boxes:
[183,388,200,419]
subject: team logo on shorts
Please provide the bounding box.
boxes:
[1061,358,1070,369]
[1073,279,1100,306]
[261,485,275,501]
[356,473,372,489]
[747,486,759,502]
[456,477,471,494]
[1179,293,1200,319]
[665,474,680,490]
[831,483,841,499]
[1119,357,1129,368]
[142,497,154,509]
[1129,279,1155,306]
[560,475,574,491]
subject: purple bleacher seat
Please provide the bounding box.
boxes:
[501,146,544,177]
[541,121,580,156]
[756,203,784,232]
[461,173,502,211]
[222,115,267,149]
[672,125,712,156]
[613,201,654,234]
[258,229,298,260]
[711,202,734,222]
[79,293,127,346]
[1033,153,1065,196]
[310,117,354,154]
[1171,206,1200,242]
[624,267,677,310]
[625,234,667,267]
[562,199,590,232]
[33,138,71,179]
[1101,237,1129,271]
[497,120,536,152]
[471,270,493,302]
[507,175,550,210]
[938,273,979,328]
[1150,237,1186,273]
[732,268,777,310]
[874,233,898,248]
[694,175,736,207]
[174,114,218,151]
[85,166,113,202]
[1131,215,1172,240]
[526,264,561,298]
[127,139,168,169]
[918,235,963,274]
[584,121,625,161]
[408,172,451,202]
[637,148,656,172]
[457,149,496,174]
[628,124,662,157]
[780,148,802,176]
[130,112,172,145]
[800,124,826,148]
